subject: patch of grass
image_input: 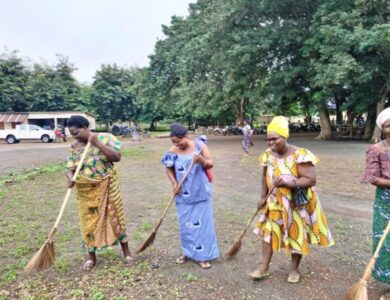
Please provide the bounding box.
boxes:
[240,293,249,300]
[0,162,65,187]
[56,258,70,273]
[170,287,184,298]
[149,131,170,137]
[140,222,152,232]
[90,287,105,300]
[116,269,132,278]
[68,288,84,298]
[121,148,152,158]
[100,248,117,261]
[184,273,198,282]
[131,231,143,241]
[1,269,17,282]
[12,246,33,258]
[131,221,153,241]
[135,260,149,270]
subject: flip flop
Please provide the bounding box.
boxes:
[175,255,188,265]
[287,272,300,283]
[248,270,270,280]
[82,259,96,271]
[196,261,211,269]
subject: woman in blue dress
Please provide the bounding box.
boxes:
[161,123,220,269]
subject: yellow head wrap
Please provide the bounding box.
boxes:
[267,116,289,138]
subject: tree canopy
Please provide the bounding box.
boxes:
[1,0,389,140]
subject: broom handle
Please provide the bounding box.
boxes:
[154,159,196,231]
[50,142,91,236]
[373,220,390,258]
[238,185,275,240]
[360,220,390,281]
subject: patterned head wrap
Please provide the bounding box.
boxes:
[376,107,390,129]
[267,116,289,138]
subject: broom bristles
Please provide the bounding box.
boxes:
[346,280,368,300]
[135,231,156,255]
[25,239,55,273]
[225,240,242,259]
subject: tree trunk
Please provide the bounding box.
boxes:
[363,106,376,140]
[149,119,156,131]
[370,96,386,143]
[315,107,332,140]
[234,99,245,125]
[335,97,344,124]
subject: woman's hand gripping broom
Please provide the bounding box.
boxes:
[225,186,275,259]
[135,159,195,254]
[25,142,91,273]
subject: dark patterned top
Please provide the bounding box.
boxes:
[361,144,390,184]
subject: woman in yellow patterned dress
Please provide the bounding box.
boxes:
[66,115,133,271]
[250,116,334,283]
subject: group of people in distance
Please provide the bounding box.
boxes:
[64,111,389,287]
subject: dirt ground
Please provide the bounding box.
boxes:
[0,134,389,299]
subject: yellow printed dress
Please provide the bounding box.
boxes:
[67,133,127,252]
[254,148,334,255]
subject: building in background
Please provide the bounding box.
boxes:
[0,111,96,135]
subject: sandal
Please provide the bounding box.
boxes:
[248,270,270,280]
[82,259,96,271]
[196,261,211,269]
[124,255,134,266]
[287,272,300,283]
[175,255,188,265]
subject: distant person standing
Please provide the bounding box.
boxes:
[361,107,390,285]
[242,119,253,155]
[55,125,67,142]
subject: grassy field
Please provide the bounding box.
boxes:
[0,135,388,299]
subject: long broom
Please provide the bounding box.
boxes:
[25,142,91,273]
[225,186,275,258]
[135,159,195,254]
[346,220,390,300]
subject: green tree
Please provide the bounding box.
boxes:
[27,55,82,111]
[0,51,29,112]
[305,0,390,140]
[91,64,139,124]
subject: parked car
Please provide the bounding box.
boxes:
[0,124,55,144]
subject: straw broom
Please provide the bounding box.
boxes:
[346,220,390,300]
[25,142,91,273]
[225,186,275,258]
[135,159,195,254]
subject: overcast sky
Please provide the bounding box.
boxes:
[0,0,195,83]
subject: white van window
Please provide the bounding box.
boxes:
[19,124,28,130]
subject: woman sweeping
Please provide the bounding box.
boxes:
[161,123,220,269]
[250,116,334,283]
[361,107,390,285]
[66,115,133,271]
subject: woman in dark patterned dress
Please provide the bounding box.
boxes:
[362,107,390,284]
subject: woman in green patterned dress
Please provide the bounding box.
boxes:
[362,107,390,284]
[66,115,133,271]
